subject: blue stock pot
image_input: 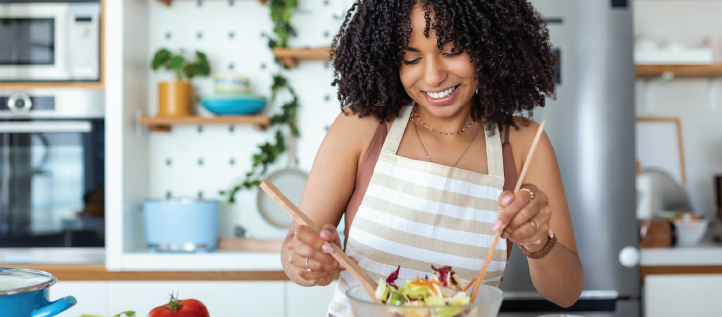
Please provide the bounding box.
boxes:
[0,268,76,317]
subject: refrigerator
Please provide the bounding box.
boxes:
[498,0,639,316]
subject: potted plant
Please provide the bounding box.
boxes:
[151,49,211,117]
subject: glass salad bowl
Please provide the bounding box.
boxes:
[346,284,504,317]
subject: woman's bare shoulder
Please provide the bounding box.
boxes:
[508,116,540,141]
[506,116,553,170]
[324,108,389,161]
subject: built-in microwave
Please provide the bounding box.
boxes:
[0,89,104,248]
[0,1,101,82]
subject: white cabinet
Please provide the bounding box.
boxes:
[287,281,337,317]
[50,281,108,317]
[107,281,285,316]
[49,280,336,316]
[645,274,722,317]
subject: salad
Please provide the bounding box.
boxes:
[375,265,474,307]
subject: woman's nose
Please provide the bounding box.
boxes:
[423,58,447,87]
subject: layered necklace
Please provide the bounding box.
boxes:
[410,108,480,167]
[412,109,474,135]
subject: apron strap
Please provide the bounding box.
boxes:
[485,123,505,178]
[502,124,518,191]
[380,104,414,155]
[501,123,518,261]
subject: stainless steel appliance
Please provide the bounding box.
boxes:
[0,89,104,248]
[0,1,100,82]
[499,0,640,316]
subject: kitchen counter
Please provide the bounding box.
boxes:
[640,234,722,282]
[1,264,289,281]
[0,247,285,271]
[120,249,284,271]
[640,234,722,266]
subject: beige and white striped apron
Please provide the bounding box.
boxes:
[328,105,508,317]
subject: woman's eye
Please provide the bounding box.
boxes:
[402,59,421,65]
[443,51,463,58]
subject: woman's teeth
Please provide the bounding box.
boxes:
[426,86,456,99]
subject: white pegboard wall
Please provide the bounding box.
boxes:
[146,0,351,239]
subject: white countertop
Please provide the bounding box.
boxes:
[641,235,722,266]
[0,247,284,271]
[120,249,283,271]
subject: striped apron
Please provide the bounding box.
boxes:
[328,105,508,317]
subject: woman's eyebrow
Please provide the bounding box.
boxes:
[404,47,421,52]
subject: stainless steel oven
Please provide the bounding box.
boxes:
[0,89,104,249]
[0,1,100,82]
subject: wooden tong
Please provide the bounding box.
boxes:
[259,180,381,302]
[469,119,547,302]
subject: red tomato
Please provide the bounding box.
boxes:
[147,295,209,317]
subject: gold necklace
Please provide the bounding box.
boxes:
[413,114,480,167]
[412,110,474,135]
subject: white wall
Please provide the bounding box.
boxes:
[142,0,349,240]
[635,0,722,219]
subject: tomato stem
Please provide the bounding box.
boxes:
[167,293,183,310]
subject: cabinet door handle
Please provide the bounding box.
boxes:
[0,121,92,133]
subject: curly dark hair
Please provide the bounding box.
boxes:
[330,0,557,131]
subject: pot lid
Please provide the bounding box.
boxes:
[0,268,56,296]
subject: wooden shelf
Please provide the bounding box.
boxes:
[139,115,271,132]
[636,64,722,78]
[156,0,267,6]
[272,47,331,69]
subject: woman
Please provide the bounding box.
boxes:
[280,0,583,315]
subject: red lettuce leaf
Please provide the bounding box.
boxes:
[386,265,401,288]
[431,265,457,286]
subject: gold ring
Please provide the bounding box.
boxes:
[306,257,313,272]
[529,217,539,230]
[520,188,534,202]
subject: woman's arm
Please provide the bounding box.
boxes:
[281,110,379,287]
[496,119,583,307]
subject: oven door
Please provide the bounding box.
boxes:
[0,119,105,247]
[0,3,70,81]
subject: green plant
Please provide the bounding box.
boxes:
[221,0,300,202]
[151,49,210,80]
[267,0,298,49]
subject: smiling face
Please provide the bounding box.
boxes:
[399,5,477,120]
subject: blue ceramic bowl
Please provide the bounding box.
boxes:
[200,93,266,115]
[143,199,220,253]
[0,268,77,317]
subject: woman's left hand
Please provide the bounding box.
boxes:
[494,184,551,252]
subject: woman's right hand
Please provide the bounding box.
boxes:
[286,224,357,286]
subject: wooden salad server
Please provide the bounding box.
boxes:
[260,180,381,303]
[470,119,547,302]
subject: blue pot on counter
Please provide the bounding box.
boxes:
[143,199,220,253]
[0,268,76,317]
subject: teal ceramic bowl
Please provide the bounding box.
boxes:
[200,93,266,115]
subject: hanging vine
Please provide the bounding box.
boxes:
[221,0,299,203]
